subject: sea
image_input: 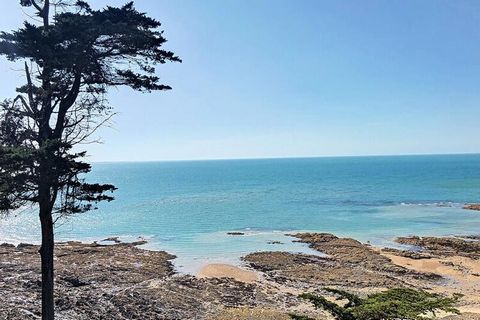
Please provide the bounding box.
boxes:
[1,154,480,273]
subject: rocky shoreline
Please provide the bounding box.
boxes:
[1,233,479,319]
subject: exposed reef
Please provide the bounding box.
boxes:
[1,233,479,319]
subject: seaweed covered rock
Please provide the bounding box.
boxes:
[396,236,480,259]
[245,233,439,290]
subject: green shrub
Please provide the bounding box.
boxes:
[291,288,461,320]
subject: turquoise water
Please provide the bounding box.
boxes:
[1,154,480,272]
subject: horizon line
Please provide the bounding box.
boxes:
[90,152,480,164]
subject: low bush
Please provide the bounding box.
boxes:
[291,288,462,320]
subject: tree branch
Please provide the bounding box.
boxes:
[24,62,38,114]
[30,0,43,13]
[12,94,36,118]
[53,72,81,138]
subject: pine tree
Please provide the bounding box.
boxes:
[0,1,180,319]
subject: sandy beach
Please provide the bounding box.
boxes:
[197,263,258,283]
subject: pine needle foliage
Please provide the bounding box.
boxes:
[291,288,462,320]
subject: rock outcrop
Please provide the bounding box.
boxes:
[0,241,290,319]
[396,236,480,259]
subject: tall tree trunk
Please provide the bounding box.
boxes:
[39,201,55,320]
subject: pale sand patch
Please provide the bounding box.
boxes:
[197,264,258,283]
[381,251,480,314]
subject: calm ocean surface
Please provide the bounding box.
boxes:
[2,154,480,272]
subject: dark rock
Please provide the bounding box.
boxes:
[17,243,35,249]
[267,241,283,245]
[463,203,480,211]
[461,235,480,240]
[396,236,480,259]
[381,247,432,260]
[117,239,148,246]
[102,236,121,243]
[60,276,90,287]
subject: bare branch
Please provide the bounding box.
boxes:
[71,112,116,145]
[24,62,38,114]
[30,0,43,13]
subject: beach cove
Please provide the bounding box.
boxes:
[1,232,479,319]
[1,155,480,318]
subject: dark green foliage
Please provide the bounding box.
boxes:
[296,288,461,320]
[299,292,355,320]
[1,2,180,92]
[351,288,462,320]
[323,288,363,308]
[0,0,180,217]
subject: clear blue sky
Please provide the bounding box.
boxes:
[1,0,479,161]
